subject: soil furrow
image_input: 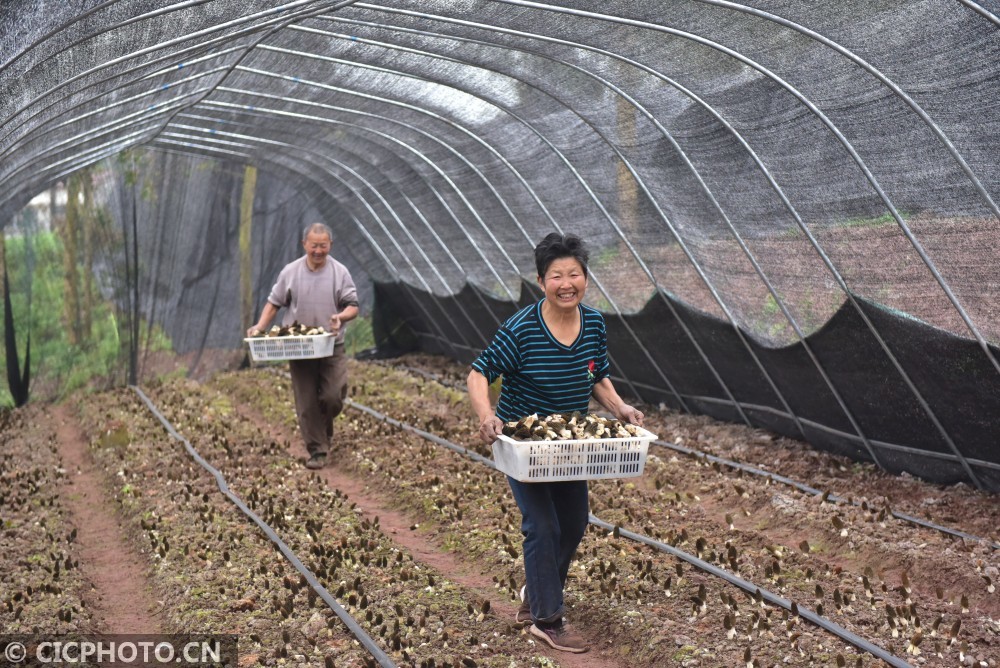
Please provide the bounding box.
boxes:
[53,403,163,634]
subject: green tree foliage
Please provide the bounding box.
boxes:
[344,316,375,356]
[0,230,125,406]
[61,178,84,344]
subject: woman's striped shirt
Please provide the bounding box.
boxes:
[472,300,610,423]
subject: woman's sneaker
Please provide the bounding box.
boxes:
[515,586,531,624]
[529,621,589,653]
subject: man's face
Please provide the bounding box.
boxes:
[303,230,331,269]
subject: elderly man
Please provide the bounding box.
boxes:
[247,223,359,469]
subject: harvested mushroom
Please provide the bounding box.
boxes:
[501,412,643,441]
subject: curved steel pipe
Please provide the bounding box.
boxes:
[345,1,984,484]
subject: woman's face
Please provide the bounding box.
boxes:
[538,256,588,311]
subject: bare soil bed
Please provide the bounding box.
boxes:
[1,353,997,668]
[0,406,93,634]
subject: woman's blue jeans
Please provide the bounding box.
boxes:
[507,476,590,624]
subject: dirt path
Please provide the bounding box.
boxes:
[233,399,626,668]
[53,404,163,634]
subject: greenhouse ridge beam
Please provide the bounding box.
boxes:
[137,1,374,189]
[0,0,214,73]
[0,66,227,166]
[2,2,319,136]
[2,93,208,189]
[0,46,246,182]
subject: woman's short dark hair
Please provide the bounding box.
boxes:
[534,232,589,278]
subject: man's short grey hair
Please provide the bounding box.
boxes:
[302,222,333,243]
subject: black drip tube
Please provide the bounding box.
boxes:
[132,386,397,668]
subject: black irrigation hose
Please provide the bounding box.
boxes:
[345,396,914,668]
[346,398,495,468]
[131,386,397,668]
[586,517,912,668]
[385,361,1000,550]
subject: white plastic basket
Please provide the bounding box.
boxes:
[244,334,335,361]
[491,426,656,482]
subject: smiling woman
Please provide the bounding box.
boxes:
[466,232,643,654]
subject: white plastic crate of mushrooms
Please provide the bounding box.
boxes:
[244,322,335,361]
[492,412,657,482]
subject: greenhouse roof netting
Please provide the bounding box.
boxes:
[2,1,1000,489]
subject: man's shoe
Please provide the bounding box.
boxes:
[305,455,326,470]
[529,621,589,653]
[515,585,531,624]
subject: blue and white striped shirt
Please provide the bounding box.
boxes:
[472,300,610,423]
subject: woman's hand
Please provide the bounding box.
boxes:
[592,378,643,427]
[478,415,504,444]
[616,403,644,426]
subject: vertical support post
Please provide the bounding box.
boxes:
[239,164,258,332]
[62,178,83,345]
[130,172,139,387]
